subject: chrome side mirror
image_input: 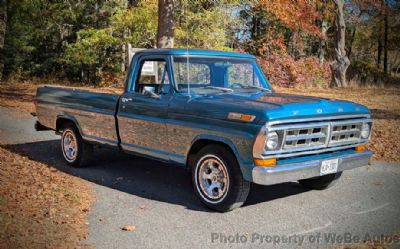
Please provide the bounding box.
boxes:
[143,86,160,99]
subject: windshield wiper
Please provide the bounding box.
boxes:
[231,83,272,92]
[241,85,272,92]
[204,86,234,93]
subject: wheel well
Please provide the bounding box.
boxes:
[187,139,236,168]
[56,118,76,132]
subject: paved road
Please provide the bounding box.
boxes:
[1,106,400,249]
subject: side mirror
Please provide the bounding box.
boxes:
[143,86,160,99]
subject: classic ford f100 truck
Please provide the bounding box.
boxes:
[35,49,372,211]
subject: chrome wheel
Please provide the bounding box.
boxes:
[62,130,78,162]
[195,155,229,203]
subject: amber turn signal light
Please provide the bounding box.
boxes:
[355,145,367,152]
[240,114,255,122]
[227,112,256,122]
[254,158,276,167]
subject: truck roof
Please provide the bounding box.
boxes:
[134,49,256,59]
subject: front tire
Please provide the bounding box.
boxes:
[191,144,250,212]
[61,124,93,167]
[298,172,342,190]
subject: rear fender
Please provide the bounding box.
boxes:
[56,114,83,135]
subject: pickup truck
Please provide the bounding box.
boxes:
[35,49,373,212]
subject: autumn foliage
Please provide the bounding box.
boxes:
[259,0,322,36]
[258,53,331,88]
[244,1,330,87]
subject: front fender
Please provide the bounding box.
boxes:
[187,134,255,181]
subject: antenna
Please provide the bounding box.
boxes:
[185,0,191,99]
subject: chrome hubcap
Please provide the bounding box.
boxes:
[63,131,77,161]
[197,156,229,201]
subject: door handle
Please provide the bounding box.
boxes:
[121,97,132,103]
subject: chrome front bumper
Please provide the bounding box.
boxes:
[252,150,372,185]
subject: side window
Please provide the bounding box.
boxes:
[135,59,170,95]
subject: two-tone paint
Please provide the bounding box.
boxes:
[35,49,372,183]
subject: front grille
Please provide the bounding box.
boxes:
[284,125,328,149]
[330,122,362,145]
[264,116,372,157]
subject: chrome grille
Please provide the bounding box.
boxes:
[262,115,372,158]
[329,122,362,145]
[284,125,328,149]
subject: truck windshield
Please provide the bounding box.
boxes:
[172,56,271,94]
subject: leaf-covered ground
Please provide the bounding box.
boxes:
[0,83,96,248]
[0,145,94,249]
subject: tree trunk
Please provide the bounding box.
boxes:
[121,0,131,72]
[330,0,350,88]
[317,0,329,64]
[156,0,174,48]
[122,31,132,72]
[0,0,7,81]
[318,20,328,64]
[383,2,389,75]
[377,39,382,68]
[121,42,126,72]
[121,29,129,73]
[347,27,356,58]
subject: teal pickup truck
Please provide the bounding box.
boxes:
[35,49,373,212]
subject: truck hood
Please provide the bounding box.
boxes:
[183,92,370,124]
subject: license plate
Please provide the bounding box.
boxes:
[320,159,339,175]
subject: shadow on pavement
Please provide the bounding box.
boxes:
[2,140,309,212]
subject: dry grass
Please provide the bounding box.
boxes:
[0,83,37,114]
[0,82,399,162]
[0,145,94,249]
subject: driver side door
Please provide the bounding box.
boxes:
[117,55,172,161]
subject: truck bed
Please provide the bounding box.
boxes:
[36,86,120,146]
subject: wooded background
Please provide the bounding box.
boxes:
[0,0,399,88]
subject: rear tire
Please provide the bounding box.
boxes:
[298,172,342,190]
[61,124,93,167]
[190,144,250,212]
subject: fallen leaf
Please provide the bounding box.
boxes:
[121,225,136,232]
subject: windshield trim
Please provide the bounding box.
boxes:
[170,55,273,95]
